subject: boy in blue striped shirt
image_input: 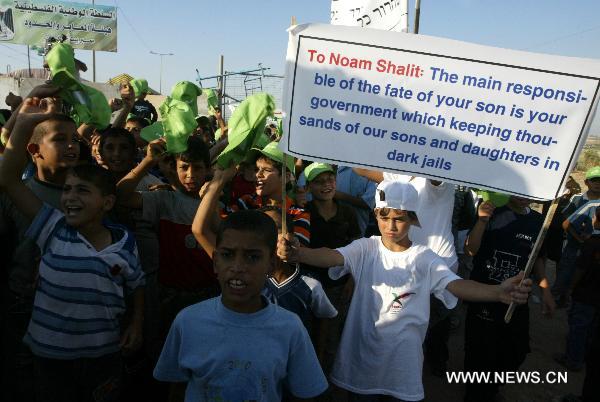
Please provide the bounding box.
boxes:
[0,98,145,402]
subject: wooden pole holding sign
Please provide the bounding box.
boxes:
[281,15,298,237]
[504,197,560,323]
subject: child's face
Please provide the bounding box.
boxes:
[585,178,600,194]
[308,172,336,201]
[213,229,275,313]
[376,209,413,244]
[255,158,281,197]
[33,121,80,170]
[100,137,135,173]
[125,120,146,148]
[176,158,208,194]
[61,174,114,228]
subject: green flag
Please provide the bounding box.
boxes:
[216,93,275,168]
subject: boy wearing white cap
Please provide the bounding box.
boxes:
[278,180,533,402]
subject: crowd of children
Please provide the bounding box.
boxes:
[0,76,598,402]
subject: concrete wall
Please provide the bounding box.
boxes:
[0,76,120,109]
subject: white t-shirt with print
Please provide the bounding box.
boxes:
[329,237,460,400]
[382,173,457,270]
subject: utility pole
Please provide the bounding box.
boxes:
[414,0,421,34]
[150,51,174,94]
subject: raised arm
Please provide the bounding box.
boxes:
[277,233,344,268]
[112,83,136,129]
[0,98,56,221]
[464,200,495,257]
[352,167,384,183]
[117,139,165,209]
[191,165,236,258]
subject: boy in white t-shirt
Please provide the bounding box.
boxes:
[278,180,532,401]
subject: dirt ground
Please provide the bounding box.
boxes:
[423,260,585,402]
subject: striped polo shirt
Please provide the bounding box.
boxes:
[24,204,145,359]
[233,194,311,246]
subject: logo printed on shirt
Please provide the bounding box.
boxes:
[388,292,415,314]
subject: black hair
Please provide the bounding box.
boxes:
[98,127,136,159]
[257,206,294,233]
[375,207,418,222]
[30,114,76,144]
[176,136,210,167]
[256,155,283,174]
[216,210,278,253]
[68,164,117,196]
[126,116,149,128]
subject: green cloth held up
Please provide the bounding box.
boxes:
[171,81,202,116]
[140,121,164,143]
[46,42,110,129]
[204,88,219,115]
[0,113,6,125]
[216,93,275,169]
[159,97,198,153]
[67,84,111,130]
[46,42,79,91]
[478,190,510,207]
[130,78,148,98]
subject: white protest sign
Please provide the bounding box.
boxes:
[280,24,600,200]
[331,0,408,32]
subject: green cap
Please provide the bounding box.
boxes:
[159,97,198,153]
[46,42,81,91]
[216,93,275,168]
[304,163,334,182]
[140,121,164,143]
[130,78,148,97]
[585,166,600,180]
[250,141,295,174]
[204,88,219,115]
[171,81,202,116]
[478,190,510,207]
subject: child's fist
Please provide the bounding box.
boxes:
[146,138,166,162]
[477,200,495,222]
[498,271,532,305]
[277,233,300,263]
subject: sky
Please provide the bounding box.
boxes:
[1,0,600,132]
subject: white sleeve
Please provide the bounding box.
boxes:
[427,253,461,309]
[25,204,64,251]
[331,238,369,280]
[302,276,338,318]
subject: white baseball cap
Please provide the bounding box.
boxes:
[375,180,420,226]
